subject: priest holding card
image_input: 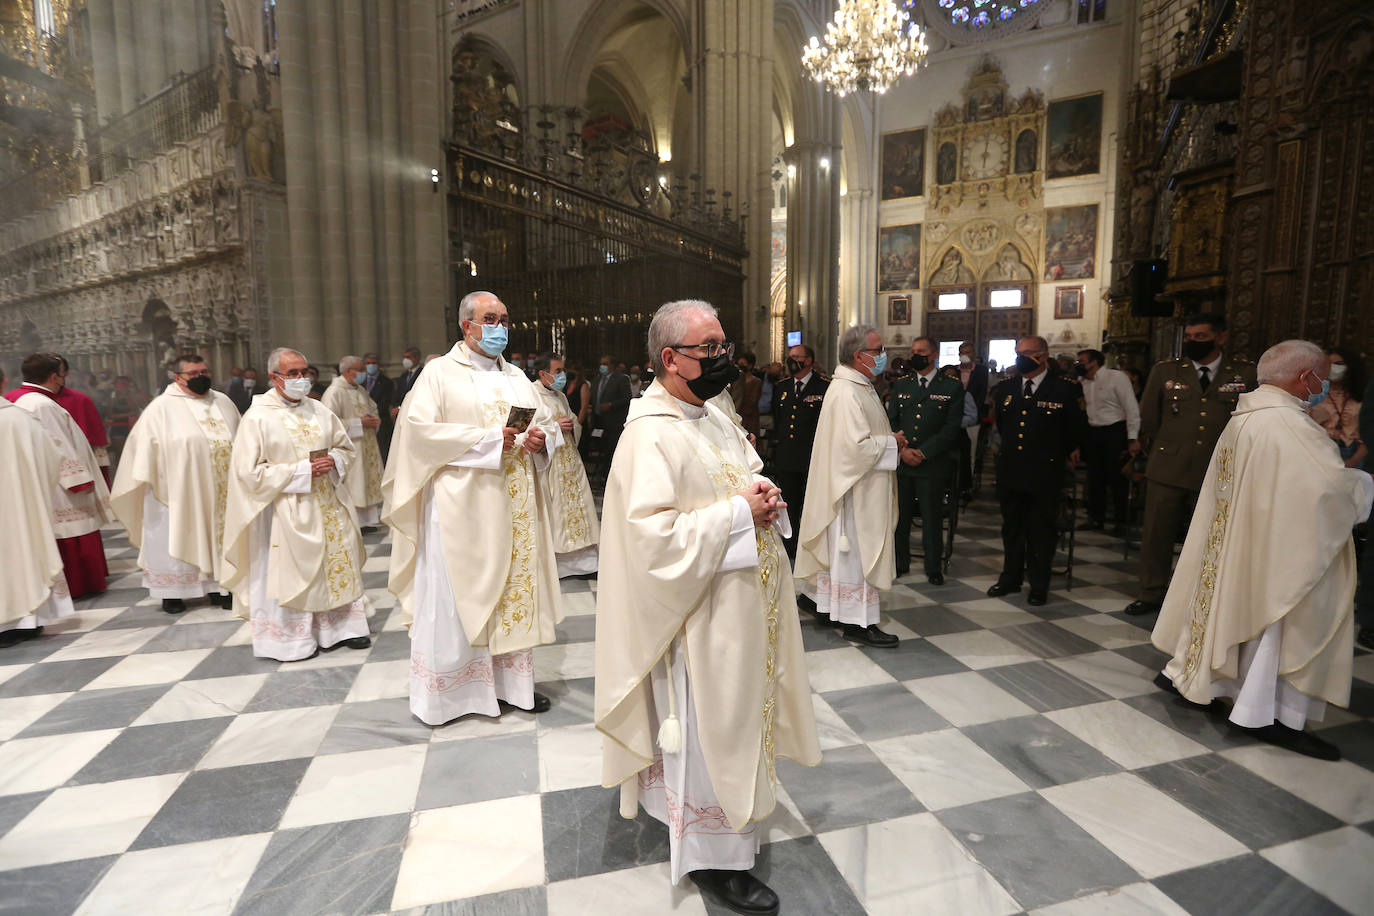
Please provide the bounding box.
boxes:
[596,299,820,914]
[383,291,563,726]
[221,347,372,661]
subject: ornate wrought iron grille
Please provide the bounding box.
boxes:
[446,146,746,365]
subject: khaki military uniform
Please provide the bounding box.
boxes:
[1136,354,1258,603]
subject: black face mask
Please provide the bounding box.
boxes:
[1015,354,1040,375]
[786,358,806,375]
[686,353,740,400]
[1073,363,1089,378]
[187,376,213,395]
[1181,339,1216,361]
[908,354,930,373]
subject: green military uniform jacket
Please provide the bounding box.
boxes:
[887,371,965,478]
[1140,354,1258,491]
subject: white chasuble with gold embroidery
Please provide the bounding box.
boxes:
[596,381,820,844]
[1153,385,1374,720]
[322,376,385,525]
[534,383,599,569]
[383,342,563,725]
[111,385,239,596]
[795,365,900,611]
[0,400,72,629]
[12,386,113,538]
[222,389,364,613]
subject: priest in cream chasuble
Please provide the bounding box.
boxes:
[383,292,563,726]
[1153,340,1374,761]
[321,356,385,527]
[531,353,600,577]
[0,372,73,647]
[795,326,902,647]
[596,301,819,910]
[8,353,113,599]
[110,355,239,613]
[221,348,371,661]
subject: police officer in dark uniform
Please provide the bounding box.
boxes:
[987,335,1086,606]
[769,343,828,564]
[1124,313,1257,615]
[888,336,964,585]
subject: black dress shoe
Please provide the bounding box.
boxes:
[927,572,945,586]
[1124,600,1162,616]
[322,635,372,651]
[162,598,187,614]
[986,582,1020,597]
[1027,590,1048,606]
[1253,723,1341,761]
[0,626,43,649]
[796,593,817,613]
[1153,671,1181,697]
[212,592,234,609]
[360,526,378,535]
[895,567,910,578]
[689,869,779,916]
[499,692,552,714]
[1358,627,1374,652]
[842,624,898,648]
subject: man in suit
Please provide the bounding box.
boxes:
[1356,374,1374,651]
[889,337,965,585]
[958,342,990,501]
[391,346,424,420]
[585,354,631,480]
[360,352,395,461]
[227,367,258,414]
[987,336,1086,606]
[731,350,763,437]
[1124,313,1257,615]
[770,343,828,566]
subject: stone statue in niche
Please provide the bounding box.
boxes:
[936,142,958,185]
[984,244,1032,281]
[1014,129,1037,173]
[931,248,973,285]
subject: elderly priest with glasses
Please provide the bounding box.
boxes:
[384,291,564,726]
[221,347,372,661]
[596,299,820,916]
[110,355,240,615]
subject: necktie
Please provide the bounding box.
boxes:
[795,379,803,398]
[1198,366,1211,391]
[1024,379,1034,398]
[920,376,928,391]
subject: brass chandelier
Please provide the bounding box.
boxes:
[801,0,930,96]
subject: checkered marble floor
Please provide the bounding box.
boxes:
[2,500,1373,916]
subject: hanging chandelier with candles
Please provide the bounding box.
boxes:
[801,0,930,96]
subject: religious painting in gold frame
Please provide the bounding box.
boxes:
[881,128,926,200]
[1054,285,1085,320]
[888,295,912,325]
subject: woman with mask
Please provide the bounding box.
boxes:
[1309,347,1367,469]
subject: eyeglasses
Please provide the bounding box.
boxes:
[474,314,511,328]
[860,346,885,355]
[273,369,309,379]
[178,370,211,379]
[672,341,735,359]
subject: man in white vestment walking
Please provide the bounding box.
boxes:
[383,291,563,726]
[0,366,73,648]
[596,300,820,916]
[531,352,600,577]
[222,348,372,661]
[795,325,904,647]
[1153,339,1374,760]
[110,354,239,614]
[322,355,385,530]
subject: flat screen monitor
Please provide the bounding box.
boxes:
[786,331,802,347]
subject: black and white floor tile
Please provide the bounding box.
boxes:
[1,501,1372,915]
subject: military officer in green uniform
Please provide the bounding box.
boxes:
[887,336,965,584]
[1125,313,1257,615]
[769,343,829,564]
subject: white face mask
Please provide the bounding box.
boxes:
[282,377,313,400]
[959,354,972,366]
[402,357,414,371]
[1329,364,1348,382]
[243,379,255,391]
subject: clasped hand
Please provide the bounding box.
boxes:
[557,416,575,433]
[741,480,785,528]
[361,414,381,429]
[504,426,546,453]
[309,455,336,477]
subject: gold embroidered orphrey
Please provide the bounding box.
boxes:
[280,409,361,606]
[1182,446,1234,680]
[188,399,234,551]
[482,392,537,638]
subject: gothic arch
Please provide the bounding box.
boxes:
[451,32,524,109]
[929,245,977,286]
[560,0,692,109]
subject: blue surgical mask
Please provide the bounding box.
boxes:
[599,364,610,375]
[552,371,567,391]
[869,351,889,376]
[365,363,379,376]
[1307,376,1330,409]
[473,324,508,357]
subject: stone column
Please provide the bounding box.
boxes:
[110,0,140,114]
[839,186,876,326]
[784,131,842,369]
[87,0,123,120]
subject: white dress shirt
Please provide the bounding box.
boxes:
[1082,367,1142,439]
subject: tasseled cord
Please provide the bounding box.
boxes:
[656,645,682,755]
